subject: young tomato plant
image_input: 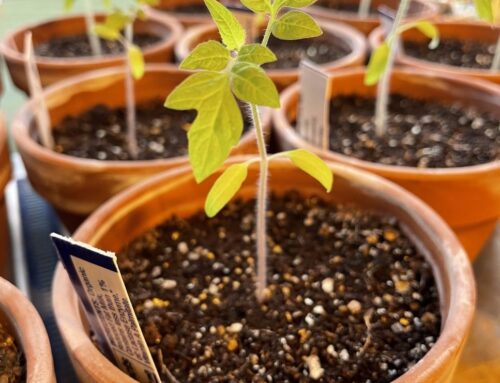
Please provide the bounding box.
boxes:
[474,0,500,70]
[93,0,157,158]
[64,0,111,56]
[165,0,333,302]
[364,0,439,136]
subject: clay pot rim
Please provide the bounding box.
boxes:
[52,156,476,383]
[0,113,10,193]
[174,20,367,80]
[273,66,500,179]
[368,19,500,78]
[308,0,440,23]
[0,277,55,382]
[0,11,183,68]
[12,63,271,172]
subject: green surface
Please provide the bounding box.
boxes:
[0,0,128,148]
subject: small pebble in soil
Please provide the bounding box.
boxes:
[50,101,253,161]
[318,94,500,168]
[404,39,497,70]
[0,322,24,383]
[35,33,162,58]
[118,192,441,382]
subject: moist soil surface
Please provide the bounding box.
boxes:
[323,94,500,168]
[51,101,251,161]
[35,33,162,58]
[263,35,351,70]
[0,322,24,383]
[404,39,497,70]
[119,192,442,383]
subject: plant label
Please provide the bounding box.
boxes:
[50,234,161,383]
[298,60,331,150]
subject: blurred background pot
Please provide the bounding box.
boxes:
[306,0,440,36]
[0,277,55,382]
[0,113,11,279]
[12,64,271,231]
[175,20,367,90]
[273,67,500,260]
[369,20,500,84]
[0,11,183,94]
[52,157,475,383]
[149,0,211,28]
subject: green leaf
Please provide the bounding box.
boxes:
[204,0,246,50]
[64,0,74,11]
[474,0,494,21]
[414,21,440,49]
[400,21,440,49]
[231,62,280,107]
[128,44,145,79]
[241,0,270,13]
[272,10,322,40]
[138,0,160,5]
[102,0,112,8]
[105,11,130,31]
[165,72,243,182]
[205,163,248,217]
[237,44,277,65]
[273,0,316,14]
[364,42,390,86]
[93,24,121,41]
[283,149,333,192]
[180,40,231,71]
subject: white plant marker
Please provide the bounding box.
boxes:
[358,0,372,18]
[83,0,103,56]
[374,0,410,136]
[124,23,139,159]
[298,61,331,151]
[24,32,54,149]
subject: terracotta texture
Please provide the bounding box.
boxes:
[151,0,211,28]
[307,0,440,36]
[0,114,11,279]
[175,21,367,90]
[0,277,55,382]
[369,20,500,84]
[0,10,183,94]
[12,64,272,230]
[272,67,500,260]
[52,156,475,382]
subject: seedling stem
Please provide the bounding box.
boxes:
[374,0,410,136]
[83,0,103,56]
[358,0,371,18]
[492,35,500,71]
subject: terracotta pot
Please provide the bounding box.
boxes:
[0,113,11,279]
[272,67,500,260]
[307,0,440,36]
[52,156,475,382]
[175,21,367,90]
[150,0,211,28]
[0,10,183,94]
[0,277,55,382]
[12,64,272,231]
[369,20,500,84]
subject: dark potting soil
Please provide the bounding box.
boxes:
[0,322,24,383]
[323,94,500,168]
[51,101,252,161]
[170,4,209,13]
[314,0,423,15]
[263,35,351,70]
[34,33,162,58]
[119,192,441,383]
[404,39,497,70]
